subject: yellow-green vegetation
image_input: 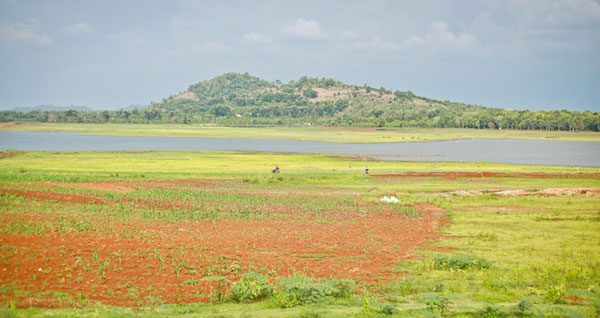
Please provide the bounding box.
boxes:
[1,151,599,317]
[0,151,597,184]
[2,123,600,143]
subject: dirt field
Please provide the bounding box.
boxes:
[0,180,448,308]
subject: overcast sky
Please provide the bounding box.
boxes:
[1,0,599,111]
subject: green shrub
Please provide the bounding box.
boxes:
[544,285,566,304]
[323,278,355,298]
[517,296,542,313]
[433,253,491,270]
[359,298,399,317]
[479,305,511,318]
[272,275,355,308]
[416,293,449,313]
[379,304,399,315]
[229,272,273,303]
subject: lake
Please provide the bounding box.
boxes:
[0,131,599,167]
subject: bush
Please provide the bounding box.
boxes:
[229,272,273,303]
[544,285,566,304]
[324,278,355,298]
[479,305,511,318]
[433,253,491,270]
[272,275,355,308]
[379,304,399,315]
[417,293,450,313]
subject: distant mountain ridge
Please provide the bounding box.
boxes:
[0,72,598,131]
[5,105,95,112]
[0,104,148,112]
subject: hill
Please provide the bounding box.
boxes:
[0,72,598,131]
[154,72,485,127]
[149,72,597,130]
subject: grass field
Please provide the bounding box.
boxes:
[2,123,600,143]
[0,151,599,317]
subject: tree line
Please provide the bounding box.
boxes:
[1,105,598,131]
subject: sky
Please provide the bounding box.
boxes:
[0,0,599,111]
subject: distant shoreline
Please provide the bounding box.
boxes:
[1,123,599,143]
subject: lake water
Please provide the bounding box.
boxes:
[0,131,599,167]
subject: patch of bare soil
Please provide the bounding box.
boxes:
[0,122,29,128]
[318,126,380,132]
[423,188,599,198]
[309,88,352,102]
[371,172,600,180]
[30,182,135,193]
[462,206,547,212]
[494,188,600,197]
[173,91,199,101]
[0,151,24,159]
[413,98,431,106]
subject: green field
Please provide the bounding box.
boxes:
[2,123,600,143]
[0,151,599,317]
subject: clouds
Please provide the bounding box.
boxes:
[241,32,271,44]
[0,19,95,46]
[342,20,482,56]
[281,18,323,39]
[508,0,600,25]
[0,19,51,45]
[62,22,94,35]
[0,0,598,111]
[405,21,480,50]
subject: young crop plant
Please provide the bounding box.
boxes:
[153,248,167,271]
[98,260,110,284]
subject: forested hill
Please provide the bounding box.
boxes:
[1,72,599,131]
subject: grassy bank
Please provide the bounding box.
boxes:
[2,123,600,143]
[1,151,597,183]
[0,151,598,317]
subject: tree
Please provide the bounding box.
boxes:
[212,106,231,117]
[303,89,318,99]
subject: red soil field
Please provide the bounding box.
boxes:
[371,172,600,180]
[0,181,449,308]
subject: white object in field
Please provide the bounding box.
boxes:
[381,196,399,203]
